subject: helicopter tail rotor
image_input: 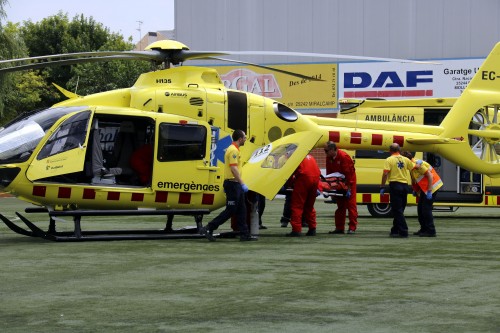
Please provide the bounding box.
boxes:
[416,42,500,177]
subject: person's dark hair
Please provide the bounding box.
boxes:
[325,141,337,151]
[401,151,413,159]
[232,129,245,141]
[389,143,401,153]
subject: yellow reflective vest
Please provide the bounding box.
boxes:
[412,160,443,194]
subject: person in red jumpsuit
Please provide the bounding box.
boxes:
[130,143,154,186]
[287,154,321,237]
[324,141,358,234]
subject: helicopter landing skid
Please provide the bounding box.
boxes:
[0,213,36,237]
[1,209,210,242]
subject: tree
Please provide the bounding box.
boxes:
[20,13,108,106]
[1,11,152,122]
[18,13,150,107]
[0,22,48,125]
[66,35,151,96]
[0,0,12,120]
[0,0,6,22]
[1,2,47,125]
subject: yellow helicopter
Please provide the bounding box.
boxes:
[0,40,498,241]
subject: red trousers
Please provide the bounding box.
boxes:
[290,175,318,233]
[334,185,358,231]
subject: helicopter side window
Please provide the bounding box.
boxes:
[354,149,391,159]
[158,123,207,162]
[273,102,298,122]
[0,107,81,163]
[37,111,90,160]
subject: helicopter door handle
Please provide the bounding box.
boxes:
[197,166,218,171]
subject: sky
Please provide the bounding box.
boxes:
[5,0,175,43]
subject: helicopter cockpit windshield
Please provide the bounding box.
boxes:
[0,106,86,163]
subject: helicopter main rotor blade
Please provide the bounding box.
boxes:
[217,50,441,65]
[0,41,438,77]
[0,50,166,65]
[0,48,437,68]
[208,56,325,82]
[167,50,231,63]
[0,50,232,67]
[0,55,150,73]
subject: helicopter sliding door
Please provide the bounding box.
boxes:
[153,121,213,194]
[27,111,91,181]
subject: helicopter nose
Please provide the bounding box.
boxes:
[0,167,21,190]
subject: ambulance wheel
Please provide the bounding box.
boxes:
[367,203,393,218]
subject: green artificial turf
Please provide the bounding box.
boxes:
[0,197,499,332]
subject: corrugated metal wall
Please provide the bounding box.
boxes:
[175,0,500,60]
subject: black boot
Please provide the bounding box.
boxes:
[306,228,316,236]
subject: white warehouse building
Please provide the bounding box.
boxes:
[174,0,500,61]
[171,0,500,115]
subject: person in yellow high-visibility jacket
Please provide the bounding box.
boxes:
[402,151,444,237]
[411,158,443,237]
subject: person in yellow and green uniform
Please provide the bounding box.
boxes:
[380,143,414,238]
[200,129,257,242]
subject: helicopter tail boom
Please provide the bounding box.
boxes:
[310,42,500,177]
[433,42,500,176]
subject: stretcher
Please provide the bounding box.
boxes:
[320,172,348,198]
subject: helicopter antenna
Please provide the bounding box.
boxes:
[74,75,79,94]
[136,21,143,50]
